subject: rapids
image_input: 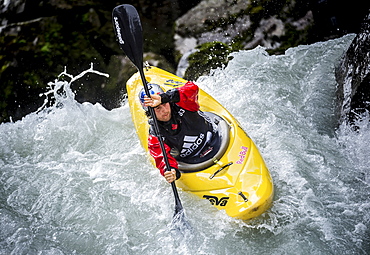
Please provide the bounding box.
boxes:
[1,34,369,254]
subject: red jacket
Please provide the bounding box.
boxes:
[148,81,200,177]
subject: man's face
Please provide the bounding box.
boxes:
[154,103,171,122]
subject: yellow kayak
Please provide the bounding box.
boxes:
[126,66,274,220]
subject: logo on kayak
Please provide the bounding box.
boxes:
[164,79,185,88]
[113,17,125,45]
[236,146,248,164]
[203,195,229,206]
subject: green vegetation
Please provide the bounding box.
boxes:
[0,10,116,123]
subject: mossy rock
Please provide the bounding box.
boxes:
[184,41,232,81]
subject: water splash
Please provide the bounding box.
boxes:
[1,35,369,254]
[36,63,109,113]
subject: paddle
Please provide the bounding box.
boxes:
[112,4,187,224]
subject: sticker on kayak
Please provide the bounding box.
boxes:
[203,195,229,206]
[164,79,185,87]
[236,146,248,164]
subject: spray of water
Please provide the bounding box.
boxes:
[0,35,369,254]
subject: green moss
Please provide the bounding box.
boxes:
[250,6,264,14]
[184,41,232,81]
[40,42,51,52]
[3,85,12,98]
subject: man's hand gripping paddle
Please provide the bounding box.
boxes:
[112,4,190,229]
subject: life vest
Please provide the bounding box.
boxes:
[149,103,220,164]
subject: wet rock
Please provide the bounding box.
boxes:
[174,0,316,79]
[335,14,370,126]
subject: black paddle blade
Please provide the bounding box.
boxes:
[172,182,184,214]
[112,4,143,70]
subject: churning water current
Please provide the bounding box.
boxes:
[1,34,369,255]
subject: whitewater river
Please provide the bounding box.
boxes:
[1,34,369,254]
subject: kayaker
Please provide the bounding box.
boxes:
[139,82,221,183]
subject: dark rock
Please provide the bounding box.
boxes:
[335,14,370,126]
[174,0,315,55]
[184,41,232,80]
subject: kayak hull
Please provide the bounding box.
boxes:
[126,66,273,220]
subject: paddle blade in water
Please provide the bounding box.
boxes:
[170,209,193,239]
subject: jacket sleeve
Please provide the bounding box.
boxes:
[160,81,200,112]
[148,134,179,176]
